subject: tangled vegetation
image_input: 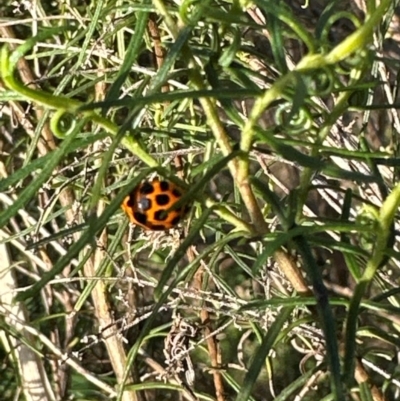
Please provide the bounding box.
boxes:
[1,1,400,400]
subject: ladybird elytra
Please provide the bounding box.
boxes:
[121,177,188,231]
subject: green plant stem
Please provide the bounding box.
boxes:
[344,183,400,383]
[0,45,158,167]
[0,24,257,236]
[153,0,266,233]
[240,0,393,184]
[325,0,393,64]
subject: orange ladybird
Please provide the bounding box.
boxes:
[122,178,188,231]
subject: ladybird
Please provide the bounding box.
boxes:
[121,178,188,231]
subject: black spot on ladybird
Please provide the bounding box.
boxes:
[151,224,167,231]
[156,194,170,206]
[154,210,168,221]
[134,211,147,225]
[127,193,136,207]
[171,216,181,226]
[159,180,169,191]
[140,182,155,194]
[172,188,182,198]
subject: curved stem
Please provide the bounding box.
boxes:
[0,45,158,166]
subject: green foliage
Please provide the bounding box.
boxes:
[1,0,400,400]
